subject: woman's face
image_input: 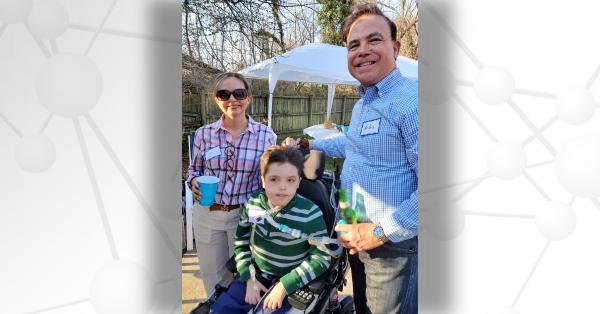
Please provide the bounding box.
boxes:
[214,77,251,119]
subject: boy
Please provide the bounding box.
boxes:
[210,146,332,313]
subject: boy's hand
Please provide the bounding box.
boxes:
[335,223,384,254]
[263,282,286,310]
[245,279,267,305]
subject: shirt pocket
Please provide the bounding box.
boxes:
[363,119,402,164]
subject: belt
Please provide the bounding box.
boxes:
[209,203,240,212]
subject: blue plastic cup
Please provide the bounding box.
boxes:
[197,175,220,206]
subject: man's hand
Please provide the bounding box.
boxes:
[245,279,268,305]
[281,137,300,148]
[263,282,286,310]
[190,177,202,202]
[335,223,385,255]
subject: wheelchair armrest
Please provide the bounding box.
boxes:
[305,250,348,294]
[305,261,338,293]
[306,273,328,293]
[225,255,237,274]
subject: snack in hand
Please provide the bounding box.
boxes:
[298,138,310,149]
[323,120,334,129]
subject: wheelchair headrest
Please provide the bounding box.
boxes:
[301,149,325,181]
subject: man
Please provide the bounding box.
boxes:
[283,3,417,313]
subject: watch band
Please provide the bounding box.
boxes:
[374,223,388,243]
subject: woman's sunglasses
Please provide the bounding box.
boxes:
[215,89,249,101]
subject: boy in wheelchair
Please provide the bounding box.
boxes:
[207,145,341,314]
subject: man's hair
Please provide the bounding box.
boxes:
[340,3,398,44]
[211,72,252,96]
[260,145,304,177]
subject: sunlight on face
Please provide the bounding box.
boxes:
[214,77,251,119]
[262,162,301,208]
[346,14,400,87]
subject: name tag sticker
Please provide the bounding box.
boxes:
[248,208,266,225]
[360,119,381,136]
[204,146,221,160]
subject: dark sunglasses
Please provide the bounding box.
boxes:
[215,89,249,101]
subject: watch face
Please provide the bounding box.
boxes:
[374,226,383,237]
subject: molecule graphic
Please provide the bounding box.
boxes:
[0,0,180,313]
[420,2,600,313]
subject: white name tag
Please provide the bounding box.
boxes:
[248,208,266,225]
[204,146,221,160]
[360,119,380,136]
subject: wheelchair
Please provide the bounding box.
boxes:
[190,149,355,314]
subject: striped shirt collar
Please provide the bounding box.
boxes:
[215,114,258,134]
[357,68,403,98]
[258,191,298,215]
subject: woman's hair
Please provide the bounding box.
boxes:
[211,72,252,96]
[260,145,304,177]
[340,3,397,44]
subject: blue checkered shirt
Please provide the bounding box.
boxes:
[314,69,418,242]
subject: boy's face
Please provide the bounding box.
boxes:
[262,162,301,208]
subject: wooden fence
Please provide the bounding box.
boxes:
[182,92,360,138]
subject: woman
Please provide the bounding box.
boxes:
[187,72,276,293]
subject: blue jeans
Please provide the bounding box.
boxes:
[358,236,418,314]
[210,277,302,314]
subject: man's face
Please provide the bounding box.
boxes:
[262,162,301,208]
[346,14,400,87]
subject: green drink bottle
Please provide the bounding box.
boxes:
[337,188,358,235]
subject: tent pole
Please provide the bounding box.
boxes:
[267,64,279,129]
[267,92,273,127]
[326,83,336,121]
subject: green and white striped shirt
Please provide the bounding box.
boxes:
[233,191,332,294]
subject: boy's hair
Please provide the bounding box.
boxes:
[211,72,252,96]
[260,145,304,177]
[340,3,398,44]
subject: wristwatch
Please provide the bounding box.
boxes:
[373,223,388,243]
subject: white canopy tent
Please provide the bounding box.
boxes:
[239,42,418,126]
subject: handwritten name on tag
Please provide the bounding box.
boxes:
[360,119,381,136]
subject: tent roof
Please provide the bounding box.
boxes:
[239,43,417,86]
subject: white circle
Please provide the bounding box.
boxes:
[36,54,103,118]
[421,201,465,240]
[26,0,69,40]
[474,66,515,105]
[555,134,600,197]
[554,86,596,125]
[90,260,156,314]
[0,0,33,24]
[14,134,56,173]
[487,306,521,314]
[535,201,576,241]
[422,63,456,105]
[486,141,526,180]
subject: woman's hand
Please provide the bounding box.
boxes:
[190,177,202,202]
[245,278,268,305]
[263,282,286,310]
